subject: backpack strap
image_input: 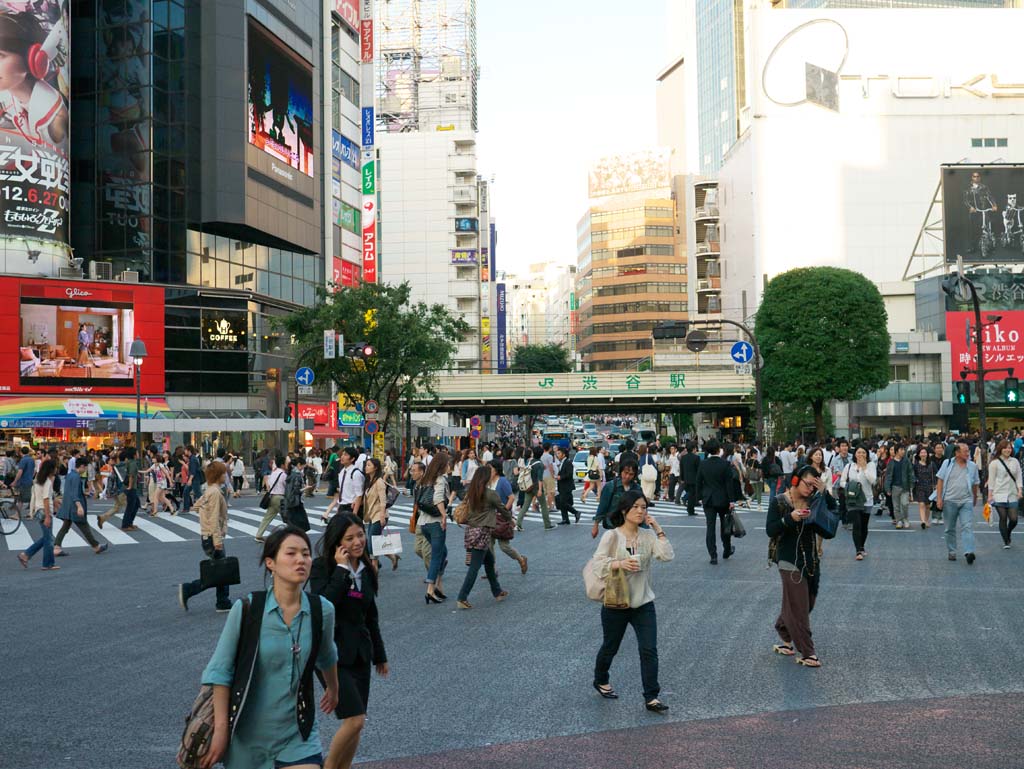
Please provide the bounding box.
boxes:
[297,593,323,740]
[228,591,265,738]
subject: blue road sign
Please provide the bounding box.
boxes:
[730,341,754,364]
[364,419,379,435]
[295,367,315,386]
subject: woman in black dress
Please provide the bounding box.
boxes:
[912,446,937,529]
[311,514,389,769]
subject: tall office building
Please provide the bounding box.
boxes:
[374,0,491,371]
[576,151,688,372]
[694,0,1015,173]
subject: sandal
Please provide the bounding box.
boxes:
[797,655,822,667]
[772,643,796,656]
[855,552,864,560]
[17,552,28,569]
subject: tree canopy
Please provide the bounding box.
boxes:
[280,282,471,432]
[754,267,890,439]
[510,342,573,374]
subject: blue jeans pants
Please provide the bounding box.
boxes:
[943,499,976,555]
[421,521,447,584]
[24,514,55,568]
[457,547,501,602]
[122,488,140,527]
[594,601,659,701]
[366,521,384,556]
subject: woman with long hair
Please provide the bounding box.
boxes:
[928,443,945,524]
[581,446,602,504]
[840,446,877,560]
[988,439,1022,549]
[311,515,389,769]
[416,452,450,603]
[17,458,58,570]
[199,527,339,769]
[455,468,508,609]
[591,490,673,712]
[361,458,397,572]
[149,451,177,515]
[912,446,938,529]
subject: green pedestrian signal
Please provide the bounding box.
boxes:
[1005,377,1020,404]
[955,381,970,405]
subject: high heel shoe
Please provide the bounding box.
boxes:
[434,589,447,600]
[425,593,443,604]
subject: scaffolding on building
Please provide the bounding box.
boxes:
[376,0,478,133]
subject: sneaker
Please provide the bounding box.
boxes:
[178,584,190,611]
[215,604,232,613]
[965,552,976,565]
[1003,543,1011,550]
[948,553,957,561]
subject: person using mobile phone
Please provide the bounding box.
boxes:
[765,464,837,668]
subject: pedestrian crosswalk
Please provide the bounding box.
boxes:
[0,494,771,551]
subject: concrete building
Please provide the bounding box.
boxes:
[374,0,490,371]
[506,264,549,353]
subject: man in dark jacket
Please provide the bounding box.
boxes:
[553,445,580,524]
[679,441,702,515]
[696,438,737,564]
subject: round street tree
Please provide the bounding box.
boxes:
[754,267,891,440]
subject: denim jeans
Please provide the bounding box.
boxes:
[594,601,659,701]
[943,499,976,555]
[24,513,55,568]
[421,521,447,584]
[457,547,502,602]
[122,488,140,528]
[366,520,384,556]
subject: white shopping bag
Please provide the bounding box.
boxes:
[371,529,404,556]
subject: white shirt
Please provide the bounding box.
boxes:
[669,454,681,475]
[339,464,365,505]
[338,559,366,592]
[841,461,877,508]
[779,450,796,474]
[481,450,493,463]
[67,456,77,472]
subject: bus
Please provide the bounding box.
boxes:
[541,430,572,451]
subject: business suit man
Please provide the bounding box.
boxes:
[679,441,702,515]
[695,439,737,564]
[554,446,581,524]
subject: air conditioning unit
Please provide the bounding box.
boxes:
[89,261,114,280]
[118,270,140,283]
[58,267,83,279]
[697,279,711,291]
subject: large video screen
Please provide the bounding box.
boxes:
[0,0,71,248]
[943,165,1024,264]
[247,18,314,178]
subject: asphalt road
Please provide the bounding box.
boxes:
[3,492,1022,769]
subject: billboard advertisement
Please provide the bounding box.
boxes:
[943,165,1024,263]
[0,395,170,429]
[332,257,360,288]
[455,217,478,232]
[588,148,672,198]
[0,0,70,253]
[0,277,164,395]
[496,283,508,372]
[947,309,1024,401]
[334,0,358,29]
[332,130,360,171]
[248,18,314,178]
[451,248,477,265]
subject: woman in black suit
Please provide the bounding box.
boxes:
[310,513,389,769]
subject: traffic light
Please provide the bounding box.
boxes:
[1005,377,1020,404]
[652,321,689,340]
[955,381,971,405]
[283,404,292,423]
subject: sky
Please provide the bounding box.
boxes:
[476,1,670,276]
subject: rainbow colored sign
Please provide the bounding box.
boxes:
[0,396,171,429]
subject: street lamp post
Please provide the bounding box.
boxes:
[129,338,148,451]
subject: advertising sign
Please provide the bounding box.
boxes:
[247,19,314,177]
[334,0,358,29]
[361,107,374,149]
[362,198,377,283]
[0,277,164,395]
[455,217,478,232]
[0,0,70,253]
[942,165,1024,264]
[451,249,477,265]
[339,409,363,427]
[288,402,337,426]
[332,131,360,171]
[324,329,336,359]
[588,148,672,198]
[202,310,248,352]
[490,222,497,275]
[947,309,1024,403]
[360,19,373,63]
[482,317,491,360]
[0,395,170,429]
[496,283,508,372]
[339,200,360,234]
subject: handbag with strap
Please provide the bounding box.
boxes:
[808,492,839,539]
[726,512,747,538]
[493,511,515,541]
[200,556,241,589]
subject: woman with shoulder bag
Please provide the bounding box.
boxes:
[417,454,450,604]
[454,469,508,609]
[361,458,398,572]
[310,515,389,769]
[591,490,673,713]
[255,456,288,542]
[198,527,339,769]
[178,461,231,612]
[581,446,601,504]
[988,439,1022,548]
[840,446,877,560]
[17,459,58,571]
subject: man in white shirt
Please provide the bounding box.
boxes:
[540,443,557,507]
[778,443,796,475]
[668,445,682,504]
[337,447,364,518]
[481,444,494,463]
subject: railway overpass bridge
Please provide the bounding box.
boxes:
[408,369,756,416]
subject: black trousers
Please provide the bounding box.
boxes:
[594,602,659,701]
[852,508,870,553]
[684,484,697,515]
[705,506,732,557]
[668,474,680,503]
[555,486,578,523]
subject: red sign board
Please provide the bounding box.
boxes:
[333,257,361,289]
[360,19,374,63]
[334,0,358,29]
[288,402,338,426]
[0,277,165,396]
[946,310,1024,380]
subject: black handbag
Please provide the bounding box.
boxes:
[200,556,241,588]
[727,512,747,538]
[286,503,310,532]
[258,491,271,510]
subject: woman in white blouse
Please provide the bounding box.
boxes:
[987,440,1022,549]
[591,489,673,714]
[840,446,877,560]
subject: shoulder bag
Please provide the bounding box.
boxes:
[808,492,839,539]
[493,509,515,541]
[726,511,747,538]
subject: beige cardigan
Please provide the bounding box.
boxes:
[194,485,228,548]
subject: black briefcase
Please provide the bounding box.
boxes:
[200,556,241,588]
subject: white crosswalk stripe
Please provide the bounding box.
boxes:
[1,494,774,551]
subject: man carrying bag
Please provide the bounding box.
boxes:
[177,461,237,612]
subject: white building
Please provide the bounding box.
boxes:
[506,264,549,354]
[718,6,1024,328]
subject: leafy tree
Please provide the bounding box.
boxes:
[768,401,835,445]
[671,412,694,440]
[510,342,573,374]
[280,282,471,435]
[755,267,890,440]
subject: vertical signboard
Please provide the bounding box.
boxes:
[361,155,376,283]
[490,222,497,277]
[334,0,359,29]
[482,317,491,362]
[359,0,376,284]
[496,283,508,372]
